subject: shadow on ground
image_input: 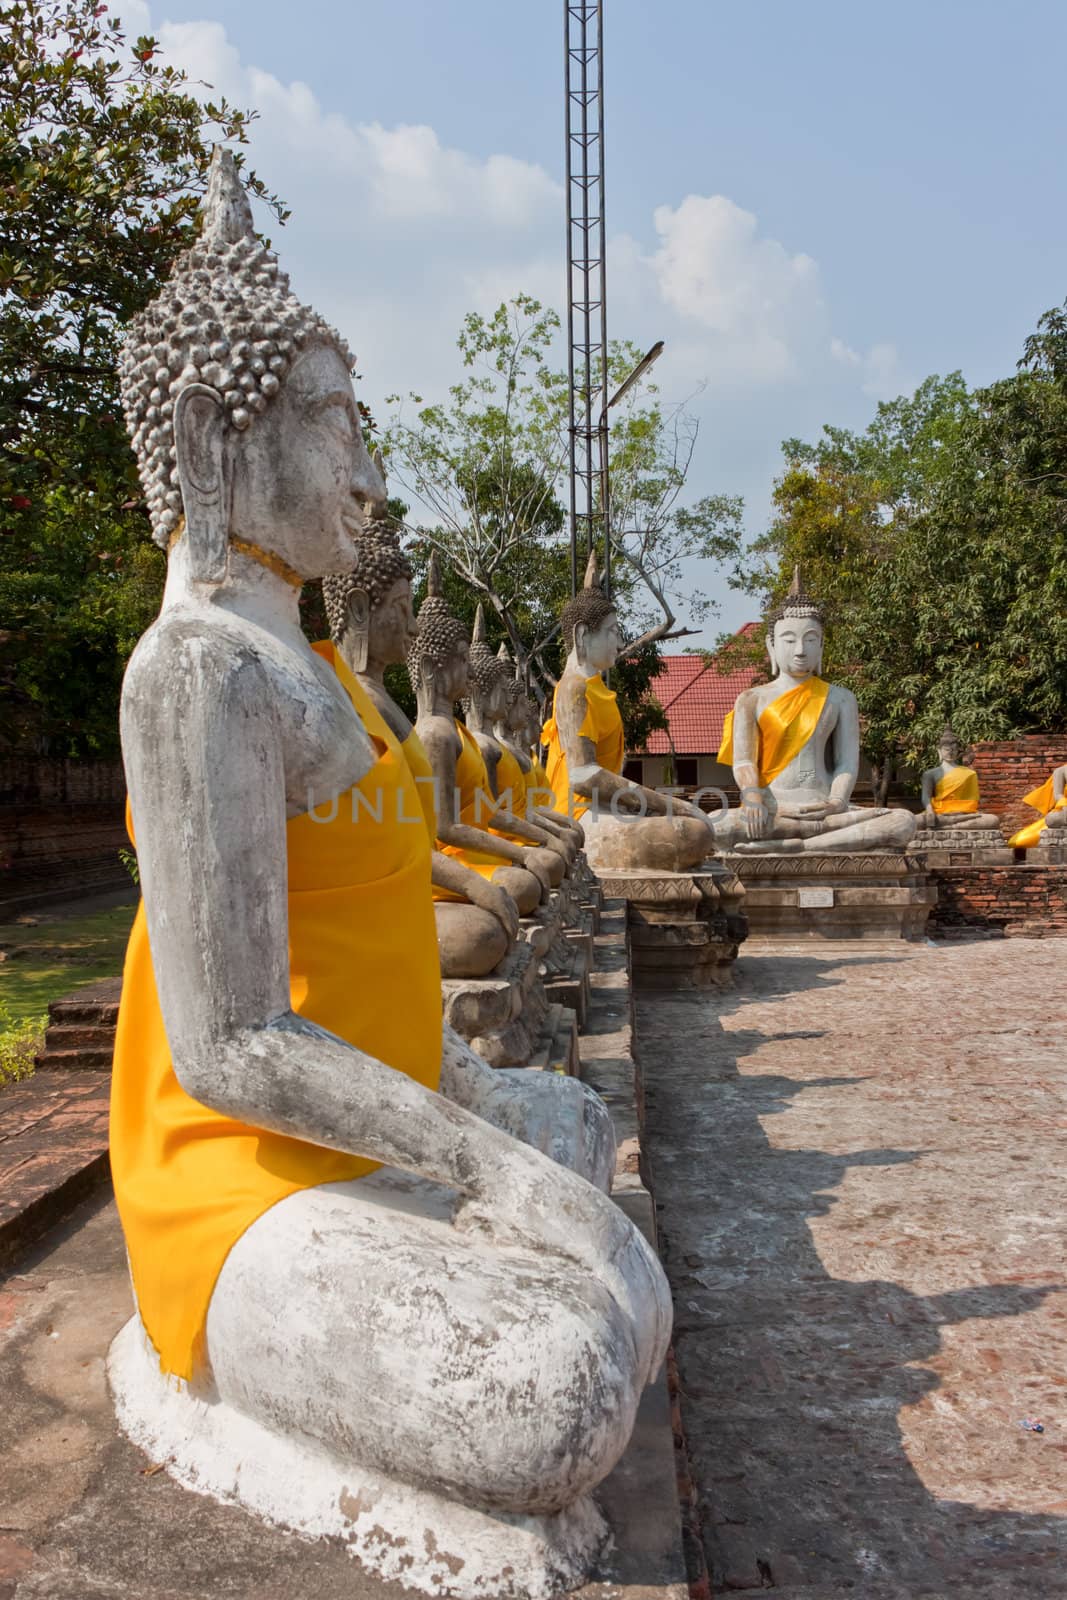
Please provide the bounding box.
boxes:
[638,945,1066,1597]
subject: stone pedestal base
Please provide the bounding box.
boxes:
[595,862,748,990]
[1032,832,1067,865]
[441,944,578,1073]
[910,828,1014,867]
[726,850,936,941]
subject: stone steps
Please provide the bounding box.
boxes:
[34,977,122,1072]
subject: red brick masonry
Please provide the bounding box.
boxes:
[970,735,1067,839]
[0,1073,110,1268]
[929,863,1067,939]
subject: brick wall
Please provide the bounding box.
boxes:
[0,760,128,912]
[929,863,1067,939]
[969,736,1067,839]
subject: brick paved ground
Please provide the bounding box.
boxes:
[639,938,1067,1598]
[0,1073,109,1269]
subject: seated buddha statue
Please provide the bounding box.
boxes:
[495,646,585,847]
[712,570,917,854]
[918,725,1000,833]
[106,149,670,1595]
[409,560,566,910]
[462,608,577,870]
[542,555,714,872]
[320,494,521,978]
[1009,763,1067,848]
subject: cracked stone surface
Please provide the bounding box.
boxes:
[638,937,1067,1598]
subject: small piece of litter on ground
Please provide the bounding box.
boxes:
[1019,1417,1045,1433]
[140,1461,168,1476]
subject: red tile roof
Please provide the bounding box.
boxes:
[636,627,763,756]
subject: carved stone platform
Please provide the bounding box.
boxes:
[910,827,1014,867]
[724,849,937,941]
[594,861,748,989]
[1031,830,1067,865]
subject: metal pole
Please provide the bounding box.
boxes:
[563,1,577,596]
[596,0,609,597]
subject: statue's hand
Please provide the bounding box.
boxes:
[522,845,560,893]
[790,798,846,821]
[470,879,521,942]
[742,790,771,839]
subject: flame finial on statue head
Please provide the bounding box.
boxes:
[766,563,824,630]
[201,146,256,247]
[561,546,616,654]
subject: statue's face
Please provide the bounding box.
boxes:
[368,577,416,668]
[487,675,510,721]
[768,616,823,680]
[938,737,959,764]
[228,344,383,581]
[578,611,621,673]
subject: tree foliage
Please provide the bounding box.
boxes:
[737,310,1067,770]
[1,0,282,754]
[384,294,743,694]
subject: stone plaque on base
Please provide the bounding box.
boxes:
[725,850,936,941]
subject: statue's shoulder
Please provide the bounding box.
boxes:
[825,680,856,714]
[733,683,763,716]
[123,608,270,711]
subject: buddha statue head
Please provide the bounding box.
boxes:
[561,553,621,674]
[118,147,384,587]
[765,566,825,681]
[936,723,962,765]
[466,605,510,724]
[407,551,470,708]
[321,456,415,673]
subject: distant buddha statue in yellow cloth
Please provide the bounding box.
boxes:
[540,554,712,871]
[918,725,1001,833]
[104,148,670,1595]
[1009,763,1067,848]
[711,570,915,854]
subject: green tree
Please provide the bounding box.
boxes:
[1,0,283,754]
[384,294,743,690]
[737,311,1067,779]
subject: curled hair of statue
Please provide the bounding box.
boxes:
[119,147,355,548]
[406,549,468,693]
[467,603,506,698]
[561,549,616,653]
[766,564,825,629]
[321,452,412,643]
[497,642,524,704]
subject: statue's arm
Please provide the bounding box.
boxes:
[420,720,528,866]
[121,634,530,1202]
[1054,765,1067,803]
[920,766,937,820]
[827,689,860,806]
[730,689,773,837]
[431,850,520,941]
[559,677,704,821]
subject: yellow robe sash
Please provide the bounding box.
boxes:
[1009,772,1067,848]
[542,674,625,819]
[717,677,831,788]
[494,744,528,818]
[931,766,980,815]
[435,722,518,892]
[110,660,442,1380]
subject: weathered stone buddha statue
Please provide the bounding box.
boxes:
[713,571,917,854]
[320,504,520,978]
[542,555,714,872]
[1009,762,1067,848]
[106,149,670,1597]
[463,608,577,866]
[411,573,569,909]
[918,725,1001,833]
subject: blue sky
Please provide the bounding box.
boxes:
[134,0,1067,639]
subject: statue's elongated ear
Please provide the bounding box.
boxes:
[173,384,228,583]
[346,588,371,673]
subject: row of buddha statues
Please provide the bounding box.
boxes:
[918,727,1066,848]
[104,151,1063,1596]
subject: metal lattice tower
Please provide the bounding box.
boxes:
[564,0,609,596]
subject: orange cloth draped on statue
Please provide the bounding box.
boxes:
[435,721,517,895]
[110,654,442,1380]
[717,677,831,788]
[1009,772,1067,848]
[542,674,625,819]
[931,766,980,815]
[494,744,528,818]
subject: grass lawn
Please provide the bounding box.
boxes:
[0,902,136,1085]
